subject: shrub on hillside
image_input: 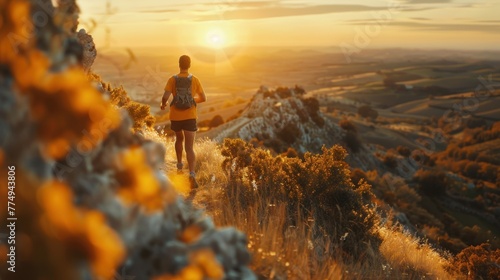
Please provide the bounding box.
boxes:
[198,119,211,128]
[478,163,498,182]
[350,168,368,185]
[343,130,362,153]
[289,100,309,122]
[301,97,324,127]
[382,153,398,169]
[220,139,380,260]
[123,102,155,129]
[275,86,292,98]
[452,243,500,280]
[263,138,285,154]
[263,90,276,99]
[339,118,357,132]
[464,161,481,178]
[294,85,306,95]
[396,146,411,157]
[302,97,320,115]
[358,105,378,120]
[464,117,487,129]
[339,118,362,153]
[278,122,301,144]
[311,114,325,127]
[413,169,447,196]
[249,138,263,148]
[460,122,500,146]
[283,147,299,158]
[209,115,225,128]
[411,150,434,166]
[476,153,500,166]
[109,85,155,130]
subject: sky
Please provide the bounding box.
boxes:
[76,0,500,51]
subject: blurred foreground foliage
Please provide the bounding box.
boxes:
[0,1,254,280]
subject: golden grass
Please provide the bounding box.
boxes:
[145,132,456,279]
[211,193,343,279]
[378,226,455,280]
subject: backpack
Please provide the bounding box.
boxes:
[171,74,196,110]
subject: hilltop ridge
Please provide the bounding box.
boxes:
[205,85,342,153]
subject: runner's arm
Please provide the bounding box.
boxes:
[194,91,206,103]
[194,78,206,103]
[160,90,172,109]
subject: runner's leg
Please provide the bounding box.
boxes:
[184,130,196,174]
[175,130,184,168]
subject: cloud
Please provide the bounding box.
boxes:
[194,4,392,21]
[139,9,179,14]
[204,0,281,9]
[350,20,500,33]
[404,0,453,3]
[476,20,500,23]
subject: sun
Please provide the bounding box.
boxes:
[206,30,226,49]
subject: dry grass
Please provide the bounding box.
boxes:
[379,226,455,279]
[145,132,457,279]
[211,195,343,279]
[182,138,344,279]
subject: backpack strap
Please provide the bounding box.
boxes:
[173,74,192,93]
[173,75,178,95]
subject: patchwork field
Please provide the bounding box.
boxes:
[93,47,500,136]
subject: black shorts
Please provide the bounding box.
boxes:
[171,119,198,132]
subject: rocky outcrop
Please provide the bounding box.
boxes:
[76,29,97,72]
[212,86,344,154]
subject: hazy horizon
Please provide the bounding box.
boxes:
[78,0,500,52]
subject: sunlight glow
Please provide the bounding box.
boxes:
[206,30,226,49]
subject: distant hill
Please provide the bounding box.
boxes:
[391,95,500,120]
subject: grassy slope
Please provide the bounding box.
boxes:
[144,131,456,279]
